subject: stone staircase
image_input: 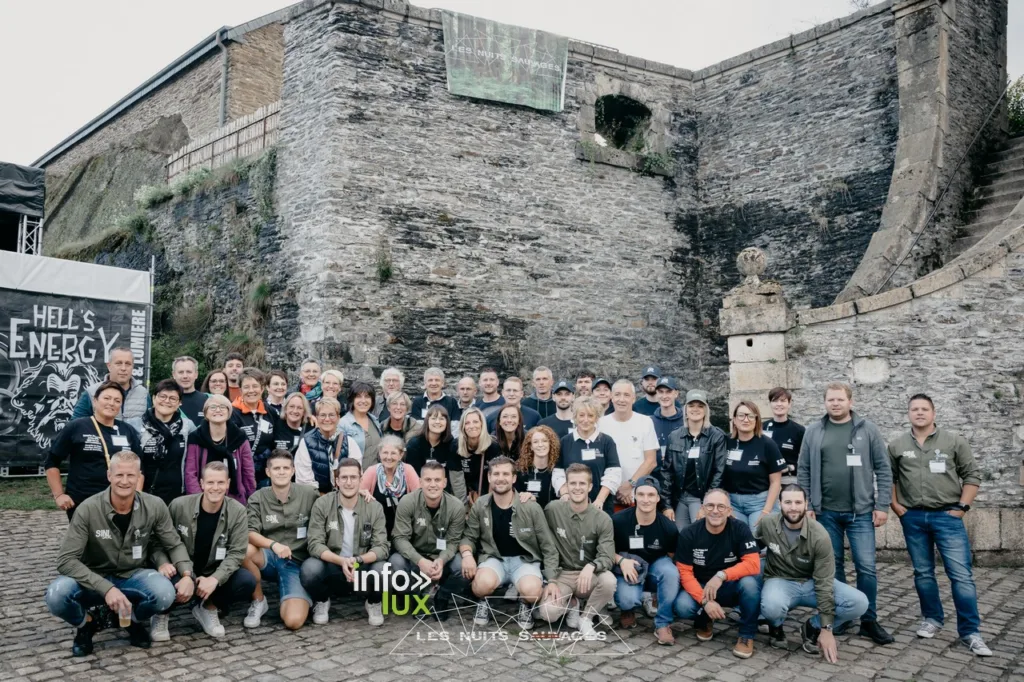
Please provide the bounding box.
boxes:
[949,135,1024,257]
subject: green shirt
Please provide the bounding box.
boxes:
[460,493,560,581]
[246,484,319,561]
[151,493,248,585]
[820,419,854,512]
[307,492,390,563]
[392,489,465,564]
[887,427,981,509]
[754,512,836,627]
[543,499,615,575]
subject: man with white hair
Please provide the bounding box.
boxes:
[598,380,658,509]
[376,367,405,421]
[411,367,461,423]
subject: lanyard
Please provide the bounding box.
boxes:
[90,417,112,468]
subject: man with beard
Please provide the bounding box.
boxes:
[149,461,254,641]
[522,366,556,419]
[474,367,504,411]
[9,359,99,450]
[127,380,196,505]
[575,370,595,397]
[71,347,148,420]
[632,365,662,416]
[757,485,867,662]
[485,377,541,433]
[223,353,245,403]
[539,381,575,440]
[172,356,208,425]
[459,457,559,631]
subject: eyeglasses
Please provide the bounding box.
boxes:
[154,394,180,403]
[733,413,756,421]
[703,503,731,512]
[206,405,230,413]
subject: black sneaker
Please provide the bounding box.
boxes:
[832,620,850,635]
[859,620,895,645]
[768,624,787,649]
[801,620,821,655]
[127,621,151,649]
[72,612,102,657]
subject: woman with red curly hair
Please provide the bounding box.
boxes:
[515,425,562,508]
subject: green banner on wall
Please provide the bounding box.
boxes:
[441,12,569,112]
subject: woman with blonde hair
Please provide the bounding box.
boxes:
[185,393,256,503]
[273,392,313,455]
[453,406,500,504]
[294,397,362,493]
[515,425,562,507]
[722,400,784,529]
[313,369,346,416]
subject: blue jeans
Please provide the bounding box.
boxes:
[45,569,176,627]
[900,509,981,638]
[760,577,868,630]
[673,575,761,638]
[260,549,312,605]
[730,491,774,530]
[614,556,680,629]
[817,510,877,622]
[674,494,703,532]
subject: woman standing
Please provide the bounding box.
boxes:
[495,405,525,459]
[273,392,313,455]
[404,405,457,475]
[453,406,501,504]
[660,390,728,530]
[314,370,346,417]
[127,379,196,505]
[265,370,291,418]
[295,398,363,493]
[230,368,278,487]
[45,381,143,519]
[380,392,419,442]
[201,370,230,400]
[721,400,785,529]
[515,425,562,508]
[339,381,383,470]
[360,435,421,537]
[184,394,256,504]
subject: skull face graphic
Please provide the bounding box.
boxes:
[9,361,101,449]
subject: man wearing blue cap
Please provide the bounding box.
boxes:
[612,476,679,645]
[632,366,663,416]
[539,381,576,440]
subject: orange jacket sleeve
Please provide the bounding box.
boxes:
[723,552,761,582]
[676,561,704,603]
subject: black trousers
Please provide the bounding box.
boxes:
[299,557,385,604]
[166,569,256,613]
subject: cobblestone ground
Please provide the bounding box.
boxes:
[2,510,1023,682]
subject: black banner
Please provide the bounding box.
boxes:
[0,291,150,467]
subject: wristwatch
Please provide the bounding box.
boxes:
[821,624,833,631]
[715,570,727,582]
[955,503,971,512]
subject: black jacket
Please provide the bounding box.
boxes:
[659,424,727,509]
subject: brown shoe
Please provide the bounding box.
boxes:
[733,636,754,659]
[655,626,675,646]
[696,622,714,641]
[619,610,637,629]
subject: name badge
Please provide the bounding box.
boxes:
[727,449,743,461]
[581,448,598,461]
[421,409,428,419]
[132,545,143,560]
[846,455,862,467]
[297,527,307,539]
[215,547,227,560]
[660,445,666,458]
[435,538,447,551]
[112,435,130,447]
[579,547,585,562]
[929,460,946,474]
[763,430,773,439]
[688,447,700,459]
[293,436,300,447]
[259,420,272,434]
[629,536,644,550]
[527,480,542,493]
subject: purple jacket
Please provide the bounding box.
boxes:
[184,437,256,505]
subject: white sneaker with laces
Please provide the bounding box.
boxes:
[192,604,225,638]
[313,600,331,625]
[578,615,598,640]
[150,614,170,642]
[565,598,580,629]
[963,633,993,657]
[516,601,534,630]
[641,592,657,618]
[473,600,490,626]
[366,601,384,627]
[243,598,268,628]
[916,621,941,638]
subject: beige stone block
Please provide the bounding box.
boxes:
[854,287,913,314]
[727,333,786,364]
[796,302,857,326]
[973,260,1006,278]
[999,226,1024,253]
[910,264,965,297]
[958,243,1010,279]
[729,361,788,393]
[885,514,907,550]
[727,391,771,418]
[719,303,791,336]
[963,508,1000,551]
[1000,509,1024,550]
[852,356,890,385]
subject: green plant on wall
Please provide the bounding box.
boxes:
[250,279,272,326]
[1009,76,1024,136]
[375,235,393,284]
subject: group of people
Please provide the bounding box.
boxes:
[42,349,992,661]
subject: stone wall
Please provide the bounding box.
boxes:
[228,23,285,120]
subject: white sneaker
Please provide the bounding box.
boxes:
[149,614,170,642]
[366,601,383,627]
[243,598,268,628]
[504,584,519,601]
[916,621,941,638]
[962,633,993,657]
[192,604,225,638]
[516,601,534,630]
[565,598,580,629]
[473,600,490,626]
[313,600,331,625]
[641,592,657,618]
[578,615,598,640]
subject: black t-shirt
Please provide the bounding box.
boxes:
[273,420,309,455]
[113,509,133,538]
[491,498,522,557]
[612,508,678,564]
[193,506,221,572]
[558,431,620,515]
[721,435,786,495]
[411,394,462,423]
[44,417,143,504]
[229,408,277,462]
[180,391,209,425]
[514,467,556,507]
[763,419,805,471]
[406,436,457,475]
[539,415,574,441]
[453,442,502,495]
[676,517,759,585]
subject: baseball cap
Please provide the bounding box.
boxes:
[684,389,709,406]
[655,377,678,391]
[641,365,661,379]
[633,476,662,496]
[553,380,574,394]
[593,377,612,389]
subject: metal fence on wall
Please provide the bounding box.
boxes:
[166,101,280,181]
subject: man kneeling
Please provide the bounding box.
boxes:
[44,452,192,656]
[301,457,389,626]
[459,456,559,630]
[149,461,255,641]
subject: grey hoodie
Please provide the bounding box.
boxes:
[797,411,891,515]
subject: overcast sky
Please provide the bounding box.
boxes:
[1,0,1020,165]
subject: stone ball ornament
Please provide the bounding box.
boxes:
[736,247,767,283]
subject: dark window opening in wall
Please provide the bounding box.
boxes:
[595,95,652,152]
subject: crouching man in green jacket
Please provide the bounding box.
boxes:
[148,460,254,641]
[45,452,193,657]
